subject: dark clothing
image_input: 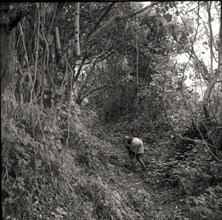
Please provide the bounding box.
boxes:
[127,137,133,145]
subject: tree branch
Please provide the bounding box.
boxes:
[82,2,157,48]
[85,2,116,42]
[82,85,112,100]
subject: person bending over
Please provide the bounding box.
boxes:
[123,136,146,170]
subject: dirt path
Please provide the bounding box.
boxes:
[91,131,186,220]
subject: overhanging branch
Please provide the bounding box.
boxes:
[82,2,157,48]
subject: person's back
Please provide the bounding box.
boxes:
[130,137,144,154]
[123,136,146,170]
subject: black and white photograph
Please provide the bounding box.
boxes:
[1,1,222,219]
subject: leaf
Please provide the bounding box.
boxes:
[14,145,25,154]
[164,13,172,22]
[49,150,56,162]
[29,140,40,148]
[56,141,62,150]
[22,133,32,146]
[17,177,25,186]
[35,159,42,169]
[56,207,68,216]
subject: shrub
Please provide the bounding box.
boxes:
[186,186,222,220]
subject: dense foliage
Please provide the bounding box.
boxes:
[1,1,222,219]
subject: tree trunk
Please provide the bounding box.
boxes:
[202,3,222,121]
[74,2,80,57]
[54,26,62,65]
[0,3,29,94]
[0,3,16,94]
[218,3,222,81]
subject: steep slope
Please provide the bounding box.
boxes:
[1,102,188,219]
[66,105,187,220]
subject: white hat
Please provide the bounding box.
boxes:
[123,136,129,140]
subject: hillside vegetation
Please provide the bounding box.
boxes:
[2,99,222,219]
[1,2,222,220]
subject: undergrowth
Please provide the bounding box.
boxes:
[2,95,222,220]
[100,110,222,220]
[1,98,155,220]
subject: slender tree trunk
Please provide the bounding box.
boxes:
[136,18,139,108]
[54,26,61,65]
[218,3,222,81]
[207,1,214,76]
[74,2,80,57]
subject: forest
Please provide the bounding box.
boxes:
[1,2,222,220]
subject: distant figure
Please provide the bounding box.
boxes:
[123,136,146,170]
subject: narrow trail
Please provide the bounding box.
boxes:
[76,111,186,219]
[90,128,185,219]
